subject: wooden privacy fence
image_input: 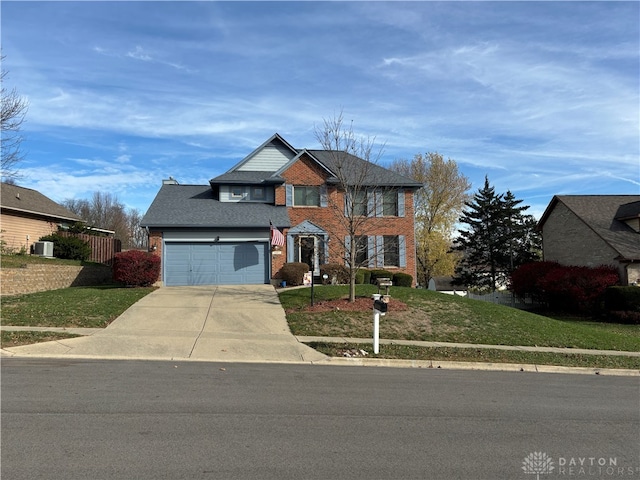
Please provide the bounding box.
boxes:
[58,232,122,265]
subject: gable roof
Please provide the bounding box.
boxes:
[140,184,291,229]
[307,149,423,188]
[211,134,423,189]
[538,195,640,261]
[0,183,83,222]
[227,133,298,173]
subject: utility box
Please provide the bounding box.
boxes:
[33,241,54,257]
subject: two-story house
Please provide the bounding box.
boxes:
[141,134,421,286]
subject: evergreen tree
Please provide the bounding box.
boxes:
[452,177,540,292]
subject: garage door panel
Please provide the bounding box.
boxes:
[165,242,267,286]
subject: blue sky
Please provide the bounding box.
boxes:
[2,1,638,219]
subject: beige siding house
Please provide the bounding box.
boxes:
[0,183,82,254]
[538,195,640,285]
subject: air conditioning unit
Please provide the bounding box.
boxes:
[33,241,54,257]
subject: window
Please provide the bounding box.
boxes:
[294,186,320,206]
[355,235,368,265]
[383,235,399,267]
[353,190,367,216]
[251,187,265,200]
[231,187,243,198]
[382,191,398,216]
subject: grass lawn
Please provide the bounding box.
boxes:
[1,255,101,268]
[1,331,81,348]
[310,343,640,370]
[280,285,640,368]
[1,285,155,329]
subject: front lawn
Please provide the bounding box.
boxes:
[280,285,640,352]
[1,285,155,328]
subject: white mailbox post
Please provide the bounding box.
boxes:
[372,294,391,354]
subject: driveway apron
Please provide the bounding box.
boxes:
[4,285,327,363]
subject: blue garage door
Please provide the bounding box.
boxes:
[164,242,268,286]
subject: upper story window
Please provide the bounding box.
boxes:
[294,186,320,206]
[251,187,265,200]
[353,190,367,216]
[231,187,243,198]
[382,191,398,216]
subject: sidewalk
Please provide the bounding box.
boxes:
[3,326,639,358]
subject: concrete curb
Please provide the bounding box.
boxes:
[313,356,640,376]
[2,350,638,376]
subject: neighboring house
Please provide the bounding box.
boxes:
[538,195,640,285]
[0,182,83,254]
[141,133,421,286]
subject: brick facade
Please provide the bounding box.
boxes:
[272,153,417,285]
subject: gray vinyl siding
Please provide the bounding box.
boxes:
[219,185,275,203]
[237,144,295,172]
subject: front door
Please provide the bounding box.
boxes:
[298,236,318,274]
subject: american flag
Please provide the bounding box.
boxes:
[270,222,285,246]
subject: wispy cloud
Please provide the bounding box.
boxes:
[2,1,637,215]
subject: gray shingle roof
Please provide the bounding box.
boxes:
[209,171,285,185]
[0,183,83,222]
[306,150,423,188]
[140,184,291,228]
[540,195,640,261]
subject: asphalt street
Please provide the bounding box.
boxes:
[2,359,639,480]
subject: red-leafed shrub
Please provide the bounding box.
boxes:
[510,261,561,300]
[113,250,161,287]
[511,262,620,313]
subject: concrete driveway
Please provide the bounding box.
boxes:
[4,285,327,363]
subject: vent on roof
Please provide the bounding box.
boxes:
[33,241,54,257]
[163,177,179,185]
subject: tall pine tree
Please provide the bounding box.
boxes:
[452,177,540,292]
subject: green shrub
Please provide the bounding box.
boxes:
[113,250,161,287]
[355,270,365,284]
[39,233,91,261]
[605,286,640,311]
[393,272,413,287]
[604,287,640,324]
[320,263,349,284]
[369,269,393,284]
[362,269,371,285]
[280,262,310,286]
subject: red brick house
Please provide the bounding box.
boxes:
[141,134,421,286]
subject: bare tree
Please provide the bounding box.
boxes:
[1,56,29,181]
[62,192,144,249]
[127,208,148,249]
[390,153,471,286]
[314,113,390,302]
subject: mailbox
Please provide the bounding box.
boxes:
[376,277,392,295]
[373,299,388,313]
